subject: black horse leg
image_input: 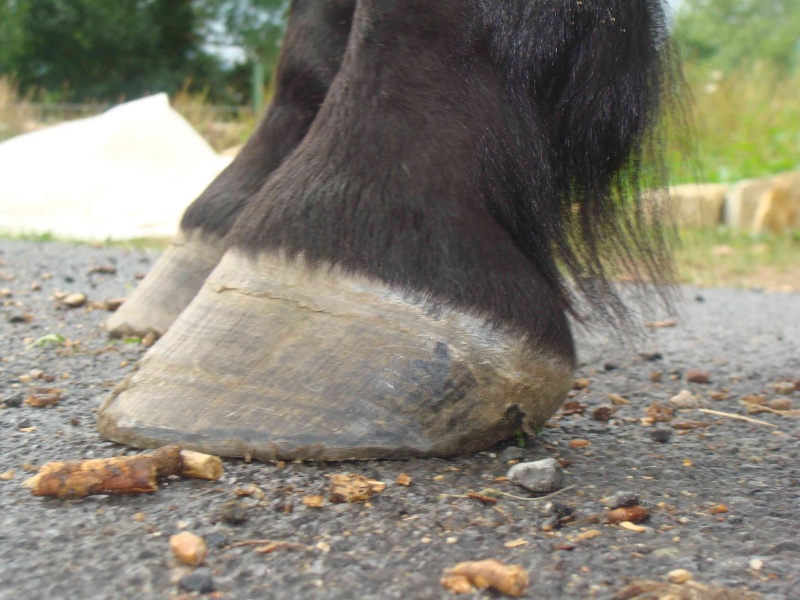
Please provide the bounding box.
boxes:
[106,0,355,338]
[99,0,677,460]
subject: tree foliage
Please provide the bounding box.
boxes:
[0,0,290,104]
[674,0,800,72]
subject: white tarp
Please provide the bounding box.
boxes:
[0,94,232,240]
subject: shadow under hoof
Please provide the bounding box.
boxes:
[98,251,573,460]
[105,229,225,338]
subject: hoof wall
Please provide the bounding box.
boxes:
[105,229,224,338]
[98,252,572,460]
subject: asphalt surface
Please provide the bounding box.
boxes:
[0,239,798,600]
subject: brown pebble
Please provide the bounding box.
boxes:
[686,369,710,384]
[593,406,616,422]
[767,398,793,411]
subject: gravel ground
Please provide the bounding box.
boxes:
[1,239,798,600]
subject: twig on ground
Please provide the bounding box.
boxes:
[698,408,779,428]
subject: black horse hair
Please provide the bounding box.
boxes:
[230,0,683,355]
[180,0,356,236]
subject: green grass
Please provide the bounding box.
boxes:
[0,230,170,250]
[669,63,800,184]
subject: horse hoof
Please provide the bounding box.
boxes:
[97,251,573,460]
[104,229,224,338]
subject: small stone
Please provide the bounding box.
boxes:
[649,370,663,382]
[3,393,24,408]
[602,491,640,509]
[61,293,87,308]
[771,381,797,395]
[572,378,591,390]
[640,352,663,362]
[592,406,616,422]
[0,470,14,481]
[219,501,248,525]
[204,532,229,549]
[667,569,694,584]
[668,390,702,409]
[507,458,564,493]
[767,398,793,411]
[169,531,207,566]
[178,569,215,594]
[686,369,711,384]
[500,447,527,462]
[17,418,31,429]
[604,362,620,371]
[546,502,575,518]
[649,428,673,443]
[9,314,33,324]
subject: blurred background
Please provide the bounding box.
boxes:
[0,0,798,289]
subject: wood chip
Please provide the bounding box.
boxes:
[619,521,647,532]
[302,495,324,508]
[741,394,767,405]
[572,378,591,390]
[467,492,498,504]
[644,320,676,329]
[709,504,728,515]
[24,387,63,407]
[575,529,602,541]
[0,470,14,481]
[504,539,528,548]
[24,455,159,498]
[328,474,386,503]
[606,506,650,524]
[442,559,529,597]
[169,532,207,566]
[178,450,223,480]
[23,446,223,498]
[253,541,307,554]
[569,439,591,449]
[608,394,630,406]
[646,403,674,422]
[672,421,711,430]
[395,473,412,486]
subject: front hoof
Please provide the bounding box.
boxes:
[97,252,573,460]
[105,229,225,338]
